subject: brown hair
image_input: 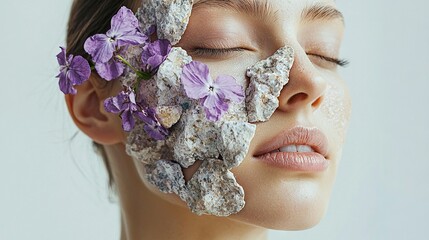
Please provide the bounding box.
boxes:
[66,0,141,189]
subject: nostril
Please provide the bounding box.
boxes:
[287,92,308,105]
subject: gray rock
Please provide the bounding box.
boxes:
[137,0,194,45]
[219,122,256,169]
[245,46,295,122]
[186,159,245,216]
[145,159,188,200]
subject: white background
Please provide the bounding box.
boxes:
[1,0,428,239]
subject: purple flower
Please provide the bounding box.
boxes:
[104,89,169,139]
[84,6,147,80]
[56,47,91,95]
[181,61,245,121]
[137,108,169,140]
[141,39,171,73]
[104,90,140,131]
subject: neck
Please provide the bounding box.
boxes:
[105,144,268,240]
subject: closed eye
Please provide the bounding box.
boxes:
[190,47,246,57]
[307,53,349,67]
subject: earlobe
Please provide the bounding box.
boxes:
[65,77,125,145]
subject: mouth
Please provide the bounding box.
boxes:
[254,126,330,172]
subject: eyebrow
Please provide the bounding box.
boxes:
[193,0,344,24]
[301,3,344,23]
[193,0,276,21]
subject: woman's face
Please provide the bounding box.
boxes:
[131,0,351,230]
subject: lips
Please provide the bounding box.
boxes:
[254,126,329,172]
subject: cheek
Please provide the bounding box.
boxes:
[320,82,352,145]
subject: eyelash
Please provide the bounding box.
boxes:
[192,47,245,57]
[307,53,349,67]
[192,48,349,67]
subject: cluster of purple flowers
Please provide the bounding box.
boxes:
[104,88,168,140]
[56,6,170,139]
[56,6,245,139]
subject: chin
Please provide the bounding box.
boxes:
[229,159,336,230]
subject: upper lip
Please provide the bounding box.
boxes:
[253,126,329,158]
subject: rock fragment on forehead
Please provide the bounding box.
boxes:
[136,0,194,45]
[245,46,295,122]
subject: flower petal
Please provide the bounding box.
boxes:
[95,59,124,81]
[108,7,147,47]
[84,34,115,63]
[110,6,140,35]
[214,75,244,103]
[181,61,212,99]
[68,55,91,85]
[104,92,127,114]
[141,39,171,70]
[201,94,228,121]
[144,124,168,140]
[121,110,135,131]
[56,47,67,66]
[58,70,77,95]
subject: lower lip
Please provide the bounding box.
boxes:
[255,152,329,172]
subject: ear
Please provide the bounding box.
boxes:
[65,77,125,145]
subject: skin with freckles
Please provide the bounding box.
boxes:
[67,0,351,239]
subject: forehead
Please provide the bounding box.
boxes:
[192,0,343,24]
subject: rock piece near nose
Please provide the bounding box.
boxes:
[246,46,294,122]
[136,0,194,45]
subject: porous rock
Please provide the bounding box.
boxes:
[145,159,188,200]
[245,46,294,122]
[155,47,192,106]
[137,0,194,45]
[186,159,245,216]
[126,123,171,165]
[172,106,220,168]
[219,121,256,169]
[155,105,183,128]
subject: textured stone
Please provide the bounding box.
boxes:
[155,105,183,128]
[245,46,294,122]
[126,123,171,165]
[172,107,220,168]
[155,47,192,106]
[123,38,258,217]
[137,0,194,45]
[219,122,256,169]
[186,159,245,216]
[145,159,188,200]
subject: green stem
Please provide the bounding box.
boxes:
[115,55,138,72]
[115,55,152,80]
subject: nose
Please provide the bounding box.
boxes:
[277,48,327,113]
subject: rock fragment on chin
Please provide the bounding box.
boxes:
[245,46,294,122]
[136,0,194,45]
[145,159,188,200]
[185,159,245,216]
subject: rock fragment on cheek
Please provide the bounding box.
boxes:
[155,47,192,106]
[185,159,245,216]
[172,107,220,168]
[219,122,256,169]
[145,159,188,200]
[245,46,294,122]
[136,0,194,45]
[126,123,172,165]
